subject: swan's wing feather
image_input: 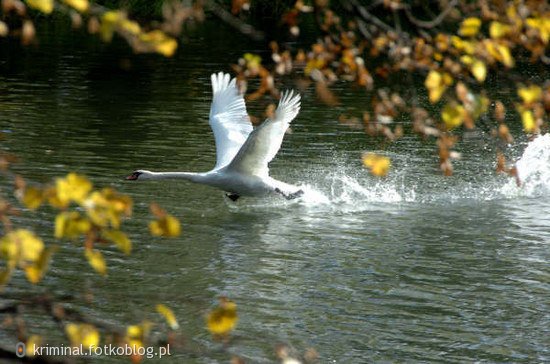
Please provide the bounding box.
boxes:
[209,72,253,169]
[227,90,301,176]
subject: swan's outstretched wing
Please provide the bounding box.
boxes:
[209,72,253,169]
[227,90,301,177]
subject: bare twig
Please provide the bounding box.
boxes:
[403,0,459,28]
[346,0,408,39]
[205,0,264,41]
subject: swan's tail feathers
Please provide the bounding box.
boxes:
[210,72,247,121]
[275,90,301,125]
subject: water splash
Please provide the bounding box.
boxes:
[502,134,550,197]
[296,184,331,204]
[327,174,415,204]
[230,134,550,210]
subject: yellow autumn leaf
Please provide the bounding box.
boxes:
[84,249,107,276]
[0,237,17,265]
[460,55,473,65]
[425,70,453,103]
[0,229,44,266]
[125,321,152,350]
[496,43,514,68]
[451,36,475,55]
[485,40,514,68]
[26,335,42,357]
[120,19,141,35]
[56,173,92,206]
[489,21,511,39]
[506,4,518,22]
[22,186,43,210]
[206,298,238,336]
[362,153,391,177]
[84,188,132,229]
[24,245,57,284]
[434,33,449,51]
[63,0,88,12]
[45,186,65,209]
[65,323,100,348]
[441,103,465,129]
[471,59,487,82]
[244,52,262,69]
[127,324,143,340]
[84,192,114,228]
[526,17,550,44]
[102,230,131,255]
[149,215,181,237]
[26,0,54,14]
[304,58,325,76]
[517,85,542,104]
[155,38,178,57]
[156,304,179,330]
[100,10,123,42]
[102,10,122,24]
[139,29,164,42]
[55,211,91,239]
[100,188,133,215]
[139,30,178,57]
[521,109,536,133]
[459,17,481,37]
[461,56,486,82]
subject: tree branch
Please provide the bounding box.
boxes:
[205,0,264,41]
[403,0,459,29]
[345,0,409,39]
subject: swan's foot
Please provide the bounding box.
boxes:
[274,188,304,200]
[226,193,240,201]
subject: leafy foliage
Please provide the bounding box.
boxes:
[229,0,550,178]
[2,0,203,57]
[0,154,192,361]
[149,202,181,237]
[156,303,179,330]
[206,297,238,338]
[362,153,391,177]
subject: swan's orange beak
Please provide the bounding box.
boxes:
[126,173,139,180]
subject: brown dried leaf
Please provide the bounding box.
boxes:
[315,81,339,106]
[494,101,506,122]
[21,20,35,46]
[149,202,166,218]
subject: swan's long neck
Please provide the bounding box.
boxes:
[144,171,209,183]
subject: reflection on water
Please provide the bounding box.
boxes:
[1,23,549,363]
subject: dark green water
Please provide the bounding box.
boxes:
[1,21,549,363]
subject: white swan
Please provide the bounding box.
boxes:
[126,71,304,201]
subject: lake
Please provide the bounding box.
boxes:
[1,20,549,363]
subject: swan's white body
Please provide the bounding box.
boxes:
[127,72,303,200]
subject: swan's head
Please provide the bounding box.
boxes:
[126,170,153,181]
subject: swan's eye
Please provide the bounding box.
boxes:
[126,171,142,180]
